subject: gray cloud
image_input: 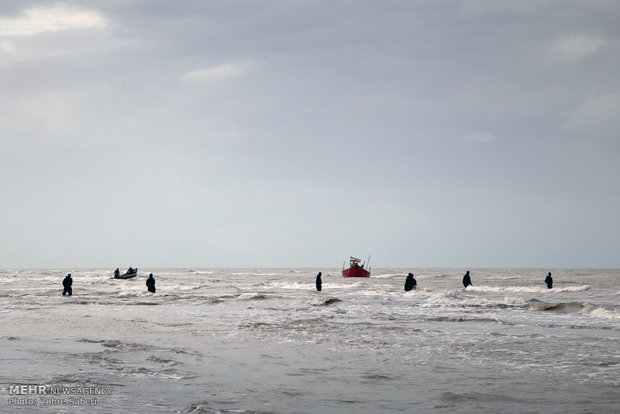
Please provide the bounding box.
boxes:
[1,0,618,268]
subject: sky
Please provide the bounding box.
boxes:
[0,1,619,269]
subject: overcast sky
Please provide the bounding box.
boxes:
[1,1,618,269]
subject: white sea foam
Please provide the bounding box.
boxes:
[269,281,313,289]
[468,285,590,293]
[372,273,401,279]
[584,304,620,319]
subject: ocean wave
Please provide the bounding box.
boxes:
[528,300,584,312]
[238,293,269,300]
[583,304,620,319]
[427,289,465,300]
[426,315,503,323]
[166,283,205,292]
[320,282,367,289]
[313,297,342,306]
[372,273,401,279]
[360,372,394,381]
[78,339,151,352]
[48,373,109,386]
[184,400,257,413]
[528,300,620,319]
[0,277,20,283]
[359,289,397,297]
[268,281,312,289]
[468,285,590,293]
[283,317,326,327]
[238,321,274,330]
[86,349,188,379]
[424,290,527,307]
[439,391,519,403]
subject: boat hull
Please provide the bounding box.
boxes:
[342,266,370,278]
[116,269,138,279]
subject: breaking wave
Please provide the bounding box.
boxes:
[426,315,503,323]
[468,285,590,293]
[372,273,401,279]
[316,297,342,306]
[184,401,257,413]
[528,299,620,319]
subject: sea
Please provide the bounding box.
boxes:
[1,268,619,413]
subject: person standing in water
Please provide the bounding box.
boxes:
[315,272,322,291]
[545,272,553,289]
[462,271,472,288]
[62,273,73,296]
[146,273,156,293]
[404,273,417,291]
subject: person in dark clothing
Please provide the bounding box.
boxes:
[462,271,472,288]
[114,268,120,278]
[62,274,73,296]
[545,272,553,289]
[146,274,156,293]
[315,272,322,292]
[404,273,417,291]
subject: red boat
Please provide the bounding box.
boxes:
[342,256,370,278]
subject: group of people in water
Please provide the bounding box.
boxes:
[60,270,156,295]
[313,270,555,292]
[460,270,552,289]
[62,269,555,295]
[403,270,553,291]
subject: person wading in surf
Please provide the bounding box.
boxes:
[404,273,417,291]
[315,272,322,292]
[545,272,553,289]
[462,271,472,288]
[146,274,156,293]
[62,274,73,296]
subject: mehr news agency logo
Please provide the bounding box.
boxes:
[7,384,112,407]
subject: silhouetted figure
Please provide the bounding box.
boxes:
[545,272,553,289]
[462,271,472,288]
[62,274,73,296]
[127,267,135,274]
[315,272,322,292]
[146,274,156,293]
[114,268,120,278]
[404,273,417,291]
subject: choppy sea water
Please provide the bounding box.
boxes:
[1,268,619,413]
